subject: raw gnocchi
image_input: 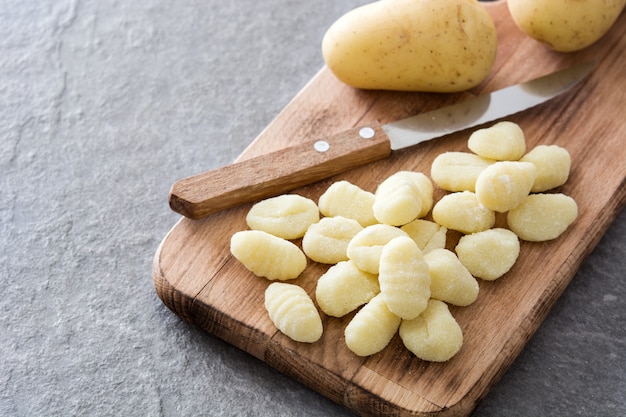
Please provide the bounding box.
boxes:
[344,293,401,357]
[346,224,409,274]
[507,193,578,241]
[246,194,319,239]
[399,299,463,362]
[468,121,526,161]
[373,171,423,226]
[230,230,307,280]
[455,228,520,281]
[424,248,479,306]
[302,216,363,264]
[264,282,323,343]
[475,161,537,213]
[520,145,571,192]
[400,219,447,254]
[431,151,494,192]
[432,191,495,234]
[315,260,379,317]
[378,236,431,320]
[318,180,377,226]
[230,118,579,363]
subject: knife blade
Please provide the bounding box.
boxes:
[170,60,596,220]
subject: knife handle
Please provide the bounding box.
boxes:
[169,125,392,219]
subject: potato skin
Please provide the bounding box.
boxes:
[321,0,497,92]
[507,0,626,52]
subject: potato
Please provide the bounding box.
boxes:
[321,0,497,92]
[507,0,626,52]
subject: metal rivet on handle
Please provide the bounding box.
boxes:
[359,127,375,139]
[314,140,330,153]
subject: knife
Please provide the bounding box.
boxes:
[170,61,596,220]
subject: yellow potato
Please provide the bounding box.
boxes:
[321,0,497,92]
[507,0,626,52]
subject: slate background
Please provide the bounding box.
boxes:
[1,1,624,416]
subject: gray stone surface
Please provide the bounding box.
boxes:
[1,1,624,416]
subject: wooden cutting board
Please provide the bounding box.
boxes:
[153,2,626,416]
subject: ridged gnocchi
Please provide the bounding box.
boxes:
[373,172,423,226]
[373,171,434,226]
[228,119,580,364]
[378,236,431,320]
[246,194,319,239]
[315,260,379,317]
[344,293,401,357]
[264,282,323,343]
[230,230,307,280]
[399,299,463,362]
[302,216,363,264]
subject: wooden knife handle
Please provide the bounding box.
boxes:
[169,125,392,219]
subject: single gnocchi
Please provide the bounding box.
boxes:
[520,145,571,192]
[230,230,307,280]
[344,293,401,357]
[347,224,409,274]
[507,193,578,241]
[475,161,537,213]
[373,171,423,226]
[432,191,495,234]
[400,219,447,254]
[378,236,431,320]
[399,299,463,362]
[264,282,323,343]
[315,260,379,317]
[318,180,377,226]
[246,194,319,239]
[402,170,434,218]
[468,121,526,161]
[431,151,494,192]
[424,248,479,307]
[302,216,363,264]
[455,228,520,281]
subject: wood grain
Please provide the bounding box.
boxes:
[153,2,626,416]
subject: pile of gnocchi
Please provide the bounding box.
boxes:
[230,121,578,362]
